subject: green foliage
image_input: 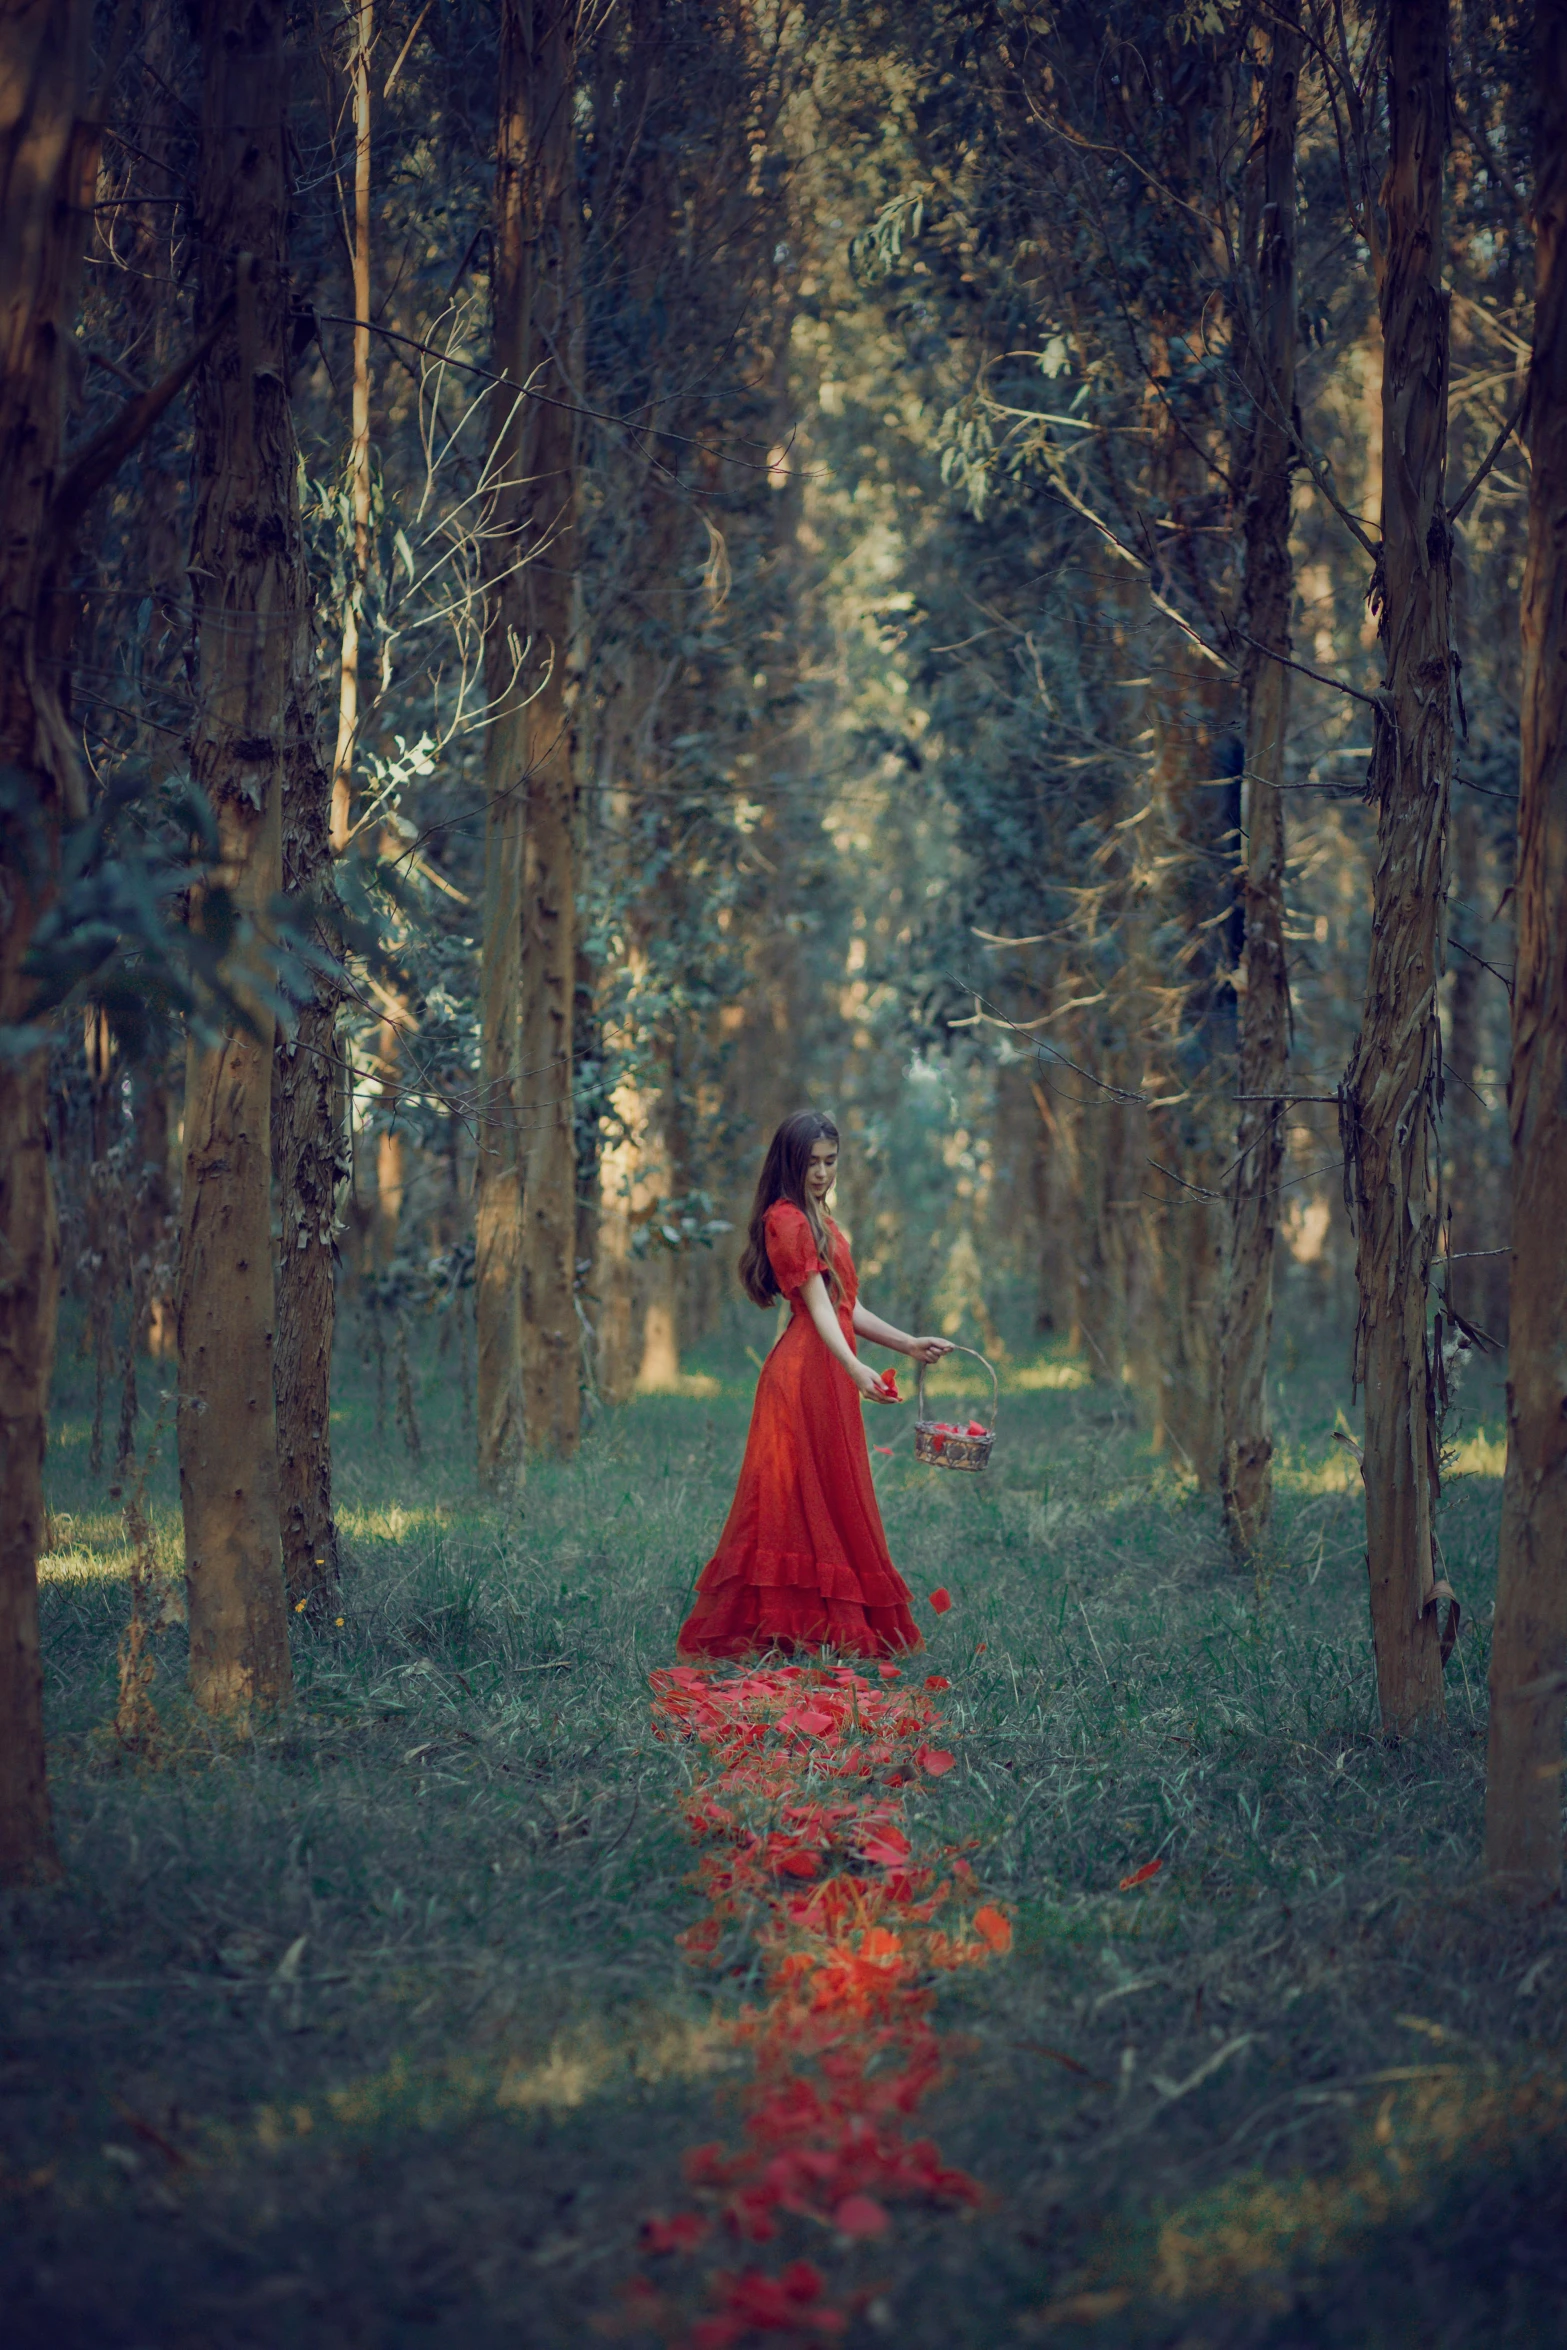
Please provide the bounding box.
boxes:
[1,765,339,1067]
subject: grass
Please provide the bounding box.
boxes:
[4,1294,1564,2348]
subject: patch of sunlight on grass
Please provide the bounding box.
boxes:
[1007,1357,1092,1393]
[634,1372,723,1398]
[1131,2067,1567,2312]
[46,1509,136,1549]
[1447,1430,1506,1478]
[339,1503,451,1541]
[238,2011,735,2155]
[1275,1451,1361,1495]
[39,1548,131,1584]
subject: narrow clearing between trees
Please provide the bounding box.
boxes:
[5,1316,1565,2350]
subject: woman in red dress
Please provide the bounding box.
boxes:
[677,1111,952,1660]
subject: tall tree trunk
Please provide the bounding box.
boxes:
[516,0,581,1461]
[328,0,371,864]
[1339,0,1452,1734]
[134,1056,177,1360]
[1221,10,1299,1555]
[178,0,300,1715]
[1484,0,1567,1898]
[374,1005,404,1265]
[84,1002,118,1473]
[273,715,345,1615]
[1446,789,1488,1327]
[279,0,360,1603]
[0,0,97,1882]
[474,4,531,1487]
[328,0,372,855]
[476,0,581,1481]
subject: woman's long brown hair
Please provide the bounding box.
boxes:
[738,1110,844,1308]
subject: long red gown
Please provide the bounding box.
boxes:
[676,1201,921,1659]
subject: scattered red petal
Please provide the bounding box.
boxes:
[872,1444,894,1456]
[916,1746,956,1777]
[641,2210,709,2255]
[1119,1857,1164,1891]
[877,1662,901,1680]
[927,1588,953,1614]
[776,1849,821,1878]
[689,2318,745,2350]
[973,1904,1013,1953]
[833,2192,891,2238]
[924,1674,949,1690]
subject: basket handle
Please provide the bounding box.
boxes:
[915,1345,1000,1430]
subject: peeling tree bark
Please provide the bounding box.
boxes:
[1340,0,1451,1734]
[178,0,300,1714]
[1484,0,1567,1898]
[0,0,98,1885]
[476,0,581,1483]
[1221,9,1299,1556]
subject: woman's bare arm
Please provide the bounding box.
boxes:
[799,1275,890,1399]
[852,1302,953,1366]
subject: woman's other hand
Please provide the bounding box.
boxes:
[851,1360,894,1402]
[906,1336,954,1366]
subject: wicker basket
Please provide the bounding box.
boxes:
[913,1348,999,1473]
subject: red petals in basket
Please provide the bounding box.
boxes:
[926,1419,991,1450]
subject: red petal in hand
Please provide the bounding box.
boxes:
[1119,1857,1164,1891]
[833,2193,890,2238]
[927,1588,953,1613]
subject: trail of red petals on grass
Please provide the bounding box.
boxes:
[616,1661,1010,2348]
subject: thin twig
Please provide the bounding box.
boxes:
[1225,624,1382,713]
[1450,391,1528,524]
[1451,937,1513,993]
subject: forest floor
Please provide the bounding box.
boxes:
[5,1300,1566,2349]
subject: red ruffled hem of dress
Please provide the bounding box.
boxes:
[676,1547,921,1659]
[676,1593,921,1661]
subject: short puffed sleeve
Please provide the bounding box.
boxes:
[764,1201,826,1296]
